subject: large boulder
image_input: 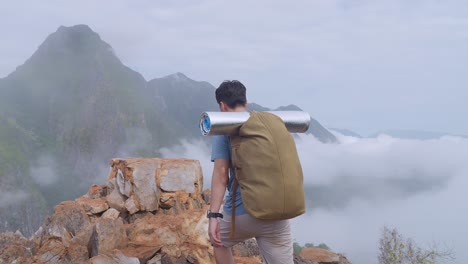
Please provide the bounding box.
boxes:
[90,218,127,256]
[157,159,203,195]
[109,158,162,212]
[107,158,204,214]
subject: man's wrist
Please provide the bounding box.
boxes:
[207,210,223,219]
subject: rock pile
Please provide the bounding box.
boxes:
[0,158,351,264]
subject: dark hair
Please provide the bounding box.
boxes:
[215,80,247,108]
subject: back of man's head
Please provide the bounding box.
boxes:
[215,80,247,108]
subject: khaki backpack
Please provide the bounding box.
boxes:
[230,111,305,230]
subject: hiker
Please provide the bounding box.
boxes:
[208,80,300,264]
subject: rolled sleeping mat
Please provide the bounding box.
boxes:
[199,111,311,136]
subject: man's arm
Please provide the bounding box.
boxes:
[209,159,229,213]
[208,158,229,248]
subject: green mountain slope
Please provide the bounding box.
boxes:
[0,24,337,235]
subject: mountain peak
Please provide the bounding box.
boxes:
[35,24,112,57]
[56,24,95,35]
[275,104,302,111]
[163,72,192,81]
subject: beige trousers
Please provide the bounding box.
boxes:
[219,213,294,264]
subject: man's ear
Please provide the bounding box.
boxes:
[219,101,227,112]
[245,101,248,109]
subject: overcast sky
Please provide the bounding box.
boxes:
[1,0,467,135]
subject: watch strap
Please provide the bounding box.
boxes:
[207,212,223,219]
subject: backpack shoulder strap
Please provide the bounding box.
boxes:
[230,177,238,240]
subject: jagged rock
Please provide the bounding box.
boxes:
[121,244,161,263]
[35,236,67,263]
[125,195,141,214]
[158,159,203,195]
[0,232,37,263]
[35,236,89,264]
[159,192,205,216]
[116,169,132,197]
[87,184,108,199]
[88,249,140,264]
[42,201,91,241]
[294,255,317,264]
[102,208,120,220]
[109,158,161,211]
[76,197,109,215]
[106,178,126,212]
[159,192,176,209]
[300,248,351,264]
[147,254,162,264]
[128,208,212,263]
[92,218,127,256]
[201,189,211,205]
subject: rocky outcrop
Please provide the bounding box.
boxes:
[0,158,350,264]
[299,248,351,264]
[107,158,203,213]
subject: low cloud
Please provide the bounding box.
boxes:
[30,155,58,187]
[296,133,467,209]
[0,190,29,208]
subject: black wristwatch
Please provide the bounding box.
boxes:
[207,210,223,219]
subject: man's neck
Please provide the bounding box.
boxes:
[232,106,247,112]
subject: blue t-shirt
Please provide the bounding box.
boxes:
[211,135,246,216]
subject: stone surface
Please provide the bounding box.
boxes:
[0,232,37,263]
[92,218,127,256]
[159,192,176,209]
[102,208,120,220]
[128,207,212,263]
[87,184,108,199]
[158,159,203,195]
[106,178,126,212]
[35,237,67,263]
[294,255,317,264]
[125,195,141,214]
[35,236,89,264]
[42,201,91,241]
[147,254,162,264]
[116,169,132,197]
[201,189,211,205]
[300,248,351,264]
[121,244,161,263]
[110,158,161,211]
[88,249,140,264]
[76,197,109,215]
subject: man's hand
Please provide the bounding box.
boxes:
[208,217,223,248]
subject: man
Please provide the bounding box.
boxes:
[208,80,293,264]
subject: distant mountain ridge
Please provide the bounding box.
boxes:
[0,24,337,235]
[329,128,362,138]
